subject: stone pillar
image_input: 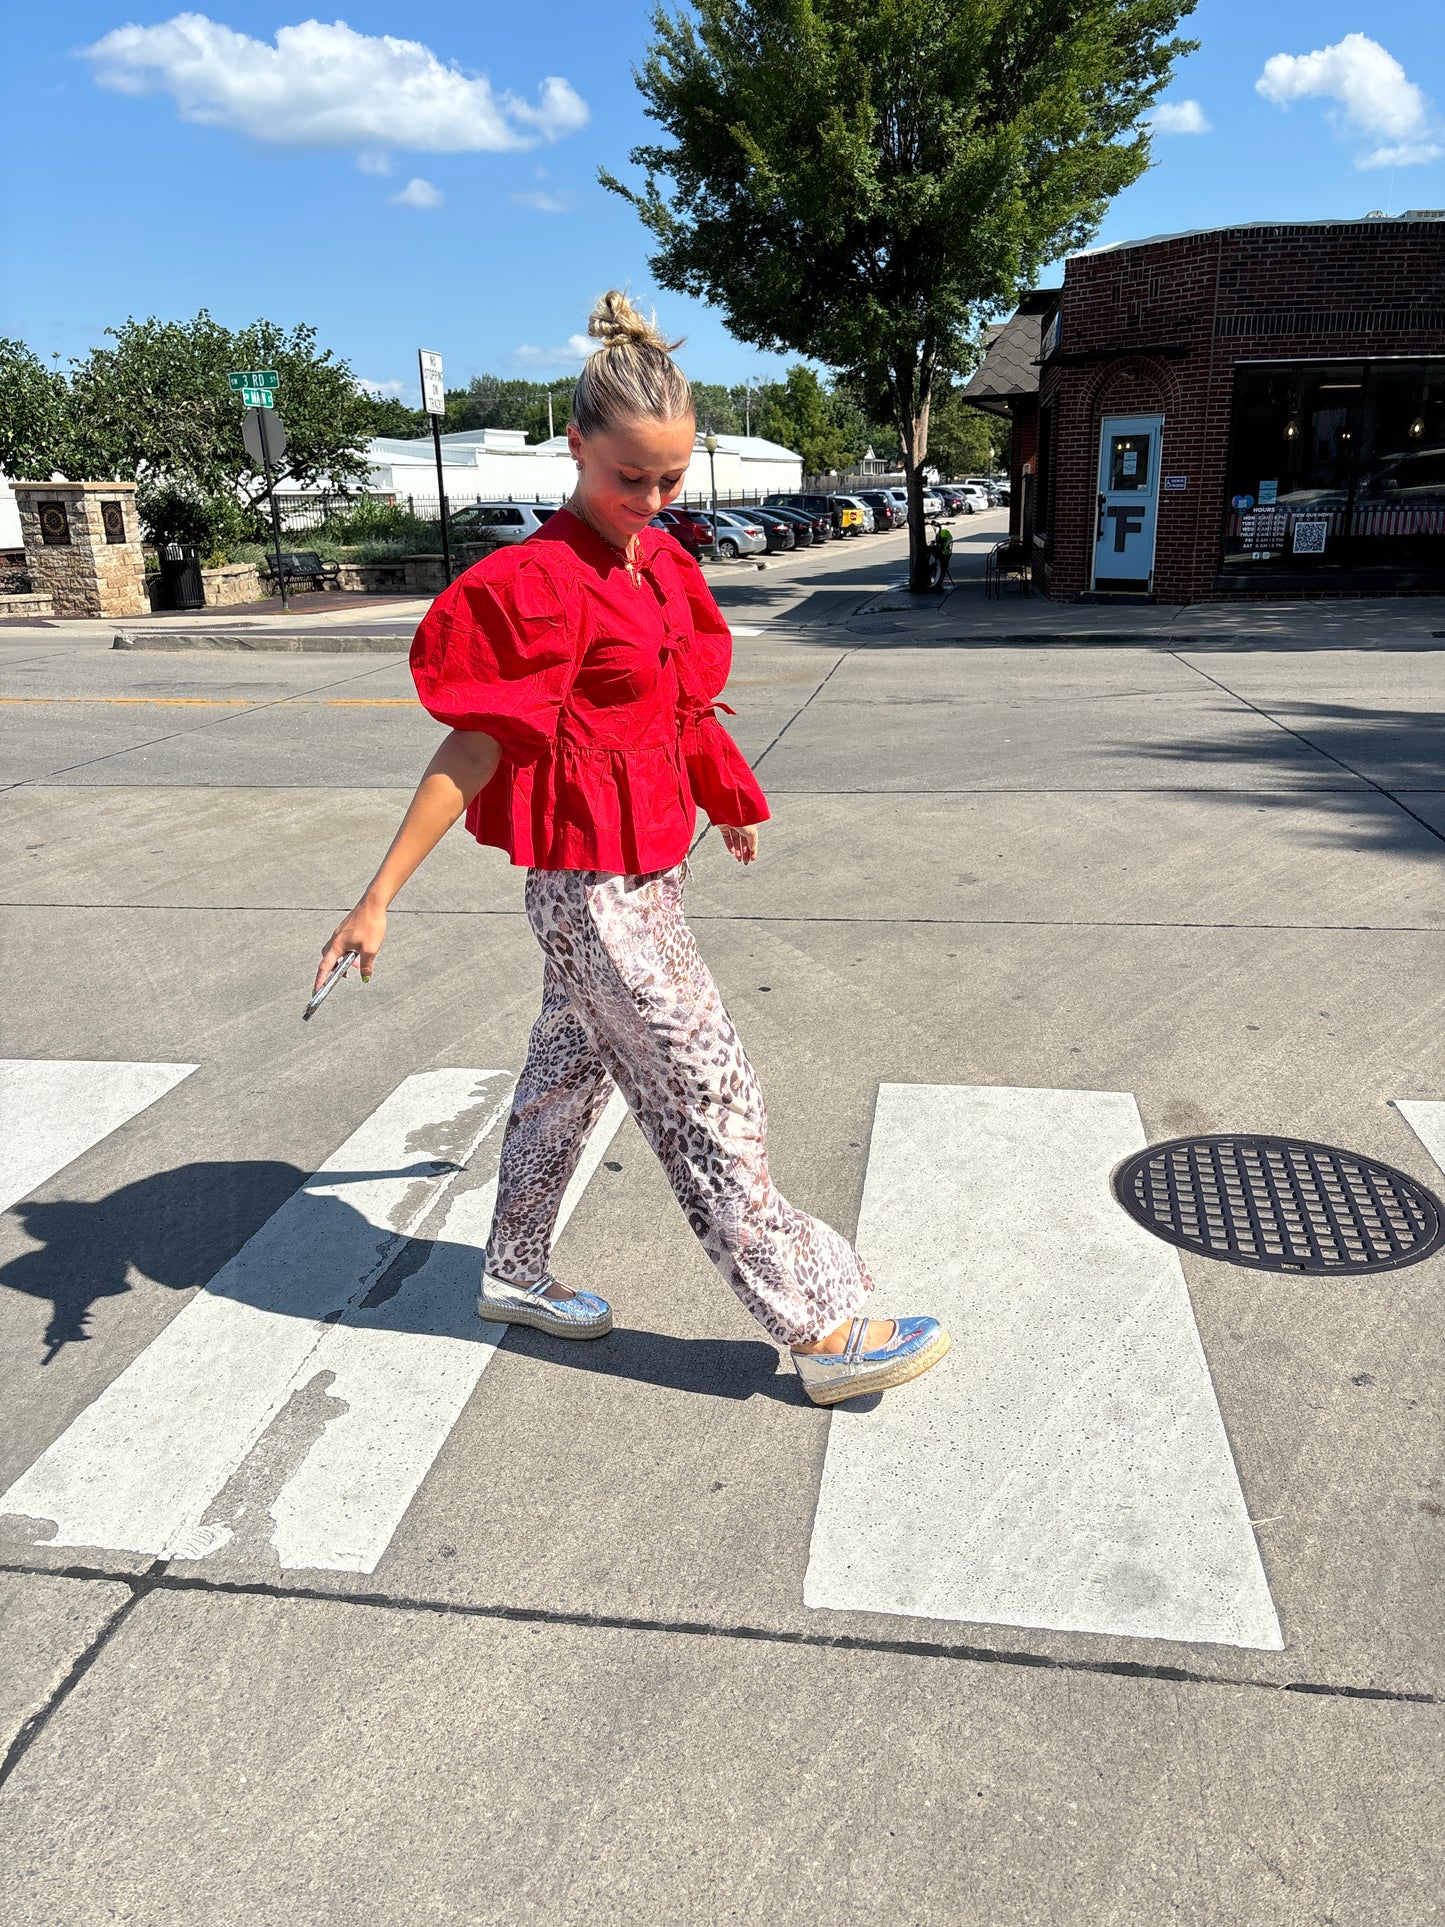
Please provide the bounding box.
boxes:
[14,481,148,618]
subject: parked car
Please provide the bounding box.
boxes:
[856,489,903,530]
[756,504,820,546]
[449,501,559,545]
[963,475,1002,506]
[765,491,857,536]
[920,490,949,521]
[693,510,768,558]
[885,487,910,524]
[651,506,711,556]
[833,494,876,533]
[957,483,992,513]
[933,485,966,514]
[728,506,797,552]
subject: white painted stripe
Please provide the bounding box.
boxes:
[805,1085,1282,1650]
[0,1071,511,1559]
[0,1060,197,1214]
[1392,1099,1445,1179]
[267,1088,630,1573]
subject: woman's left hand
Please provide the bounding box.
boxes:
[721,824,759,865]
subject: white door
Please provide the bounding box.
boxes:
[1093,414,1162,593]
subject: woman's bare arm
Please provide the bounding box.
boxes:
[313,728,500,989]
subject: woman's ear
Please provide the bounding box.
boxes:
[566,423,585,466]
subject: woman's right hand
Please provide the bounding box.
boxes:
[315,896,387,993]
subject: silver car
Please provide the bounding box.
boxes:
[833,494,877,533]
[695,511,768,558]
[450,501,559,545]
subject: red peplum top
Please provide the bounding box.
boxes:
[410,506,769,873]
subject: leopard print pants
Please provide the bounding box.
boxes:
[485,863,874,1347]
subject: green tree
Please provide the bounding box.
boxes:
[689,382,742,434]
[754,365,853,473]
[927,383,1005,478]
[604,0,1194,586]
[0,338,73,479]
[66,311,376,512]
[444,375,572,438]
[357,392,429,440]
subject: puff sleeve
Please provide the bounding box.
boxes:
[409,551,581,762]
[668,550,771,829]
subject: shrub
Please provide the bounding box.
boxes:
[138,480,255,558]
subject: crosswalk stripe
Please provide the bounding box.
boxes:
[267,1087,629,1573]
[805,1084,1283,1650]
[0,1059,197,1215]
[2,1071,620,1564]
[1392,1100,1445,1180]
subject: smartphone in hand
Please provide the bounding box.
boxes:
[303,950,359,1023]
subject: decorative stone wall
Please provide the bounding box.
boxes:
[14,481,148,618]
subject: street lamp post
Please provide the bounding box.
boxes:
[704,431,719,558]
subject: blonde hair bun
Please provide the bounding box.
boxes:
[571,289,693,437]
[587,289,684,355]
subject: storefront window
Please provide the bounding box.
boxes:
[1222,359,1445,578]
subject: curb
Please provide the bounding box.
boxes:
[113,630,411,653]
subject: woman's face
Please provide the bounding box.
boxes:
[567,414,696,547]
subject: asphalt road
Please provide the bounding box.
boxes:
[2,514,1442,1923]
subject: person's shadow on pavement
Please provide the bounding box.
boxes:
[3,1161,811,1403]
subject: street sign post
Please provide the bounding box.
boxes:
[228,373,288,609]
[418,349,454,586]
[244,404,289,613]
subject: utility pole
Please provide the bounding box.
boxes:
[547,391,555,439]
[418,349,453,585]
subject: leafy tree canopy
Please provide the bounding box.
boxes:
[0,339,73,480]
[605,0,1194,582]
[65,312,377,511]
[357,392,430,440]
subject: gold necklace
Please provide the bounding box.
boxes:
[568,497,643,585]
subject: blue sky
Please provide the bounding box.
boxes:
[2,0,1442,397]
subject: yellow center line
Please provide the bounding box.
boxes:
[0,695,416,708]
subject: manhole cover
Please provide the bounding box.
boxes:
[1113,1135,1445,1274]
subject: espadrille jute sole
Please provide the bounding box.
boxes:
[476,1297,612,1340]
[798,1328,951,1406]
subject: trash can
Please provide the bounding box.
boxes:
[158,543,204,610]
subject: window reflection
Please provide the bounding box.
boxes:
[1223,359,1445,577]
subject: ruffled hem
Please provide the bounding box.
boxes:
[466,738,697,872]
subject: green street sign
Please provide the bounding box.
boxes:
[240,387,275,408]
[227,370,279,391]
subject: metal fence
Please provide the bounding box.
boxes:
[271,486,813,528]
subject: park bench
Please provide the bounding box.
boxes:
[262,550,342,594]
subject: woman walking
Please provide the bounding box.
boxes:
[314,293,949,1406]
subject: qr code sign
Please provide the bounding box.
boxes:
[1292,518,1329,555]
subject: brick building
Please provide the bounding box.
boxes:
[962,214,1445,601]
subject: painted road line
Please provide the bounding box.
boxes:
[805,1084,1282,1650]
[1393,1100,1445,1179]
[0,1059,197,1215]
[267,1088,629,1573]
[0,1071,509,1559]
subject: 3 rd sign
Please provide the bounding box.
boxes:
[228,370,279,408]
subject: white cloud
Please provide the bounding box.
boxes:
[1148,99,1211,136]
[509,334,600,371]
[356,377,406,397]
[1256,33,1442,168]
[356,149,391,176]
[389,177,443,208]
[511,187,570,213]
[82,14,590,156]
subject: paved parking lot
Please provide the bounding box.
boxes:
[2,518,1442,1922]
